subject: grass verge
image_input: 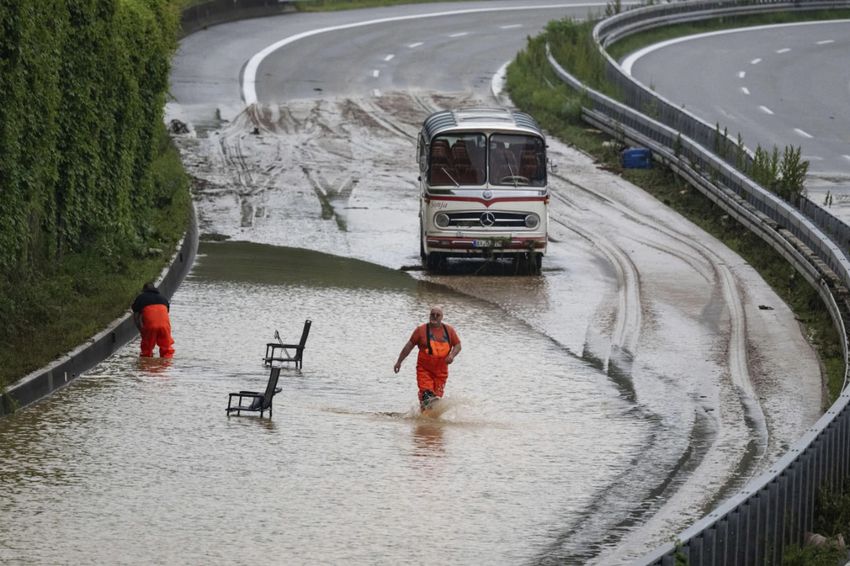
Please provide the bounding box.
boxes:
[0,124,191,390]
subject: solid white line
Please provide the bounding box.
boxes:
[372,69,380,78]
[741,87,750,95]
[794,128,813,139]
[738,71,746,79]
[383,54,394,62]
[491,59,511,102]
[500,24,523,29]
[750,58,762,65]
[449,32,469,38]
[775,48,790,54]
[759,106,774,115]
[242,3,612,103]
[817,39,835,45]
[408,41,424,48]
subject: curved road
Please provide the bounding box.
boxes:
[625,20,850,212]
[0,3,825,565]
[168,3,823,561]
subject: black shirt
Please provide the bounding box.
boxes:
[132,290,170,313]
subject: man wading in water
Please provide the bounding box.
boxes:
[394,306,462,411]
[131,282,174,358]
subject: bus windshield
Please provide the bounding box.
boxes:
[489,134,546,187]
[429,133,486,186]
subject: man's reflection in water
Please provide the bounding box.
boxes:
[412,420,445,457]
[137,356,173,375]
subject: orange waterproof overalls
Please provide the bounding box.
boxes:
[416,323,452,404]
[140,304,174,358]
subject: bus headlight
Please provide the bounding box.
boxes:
[434,213,450,228]
[524,214,540,229]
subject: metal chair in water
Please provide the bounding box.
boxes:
[264,320,311,369]
[226,366,282,417]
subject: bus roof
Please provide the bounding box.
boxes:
[421,108,544,140]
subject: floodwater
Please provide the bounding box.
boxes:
[0,242,644,565]
[1,89,826,562]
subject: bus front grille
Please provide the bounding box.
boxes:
[444,211,529,228]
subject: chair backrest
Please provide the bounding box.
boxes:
[261,367,282,409]
[299,320,312,348]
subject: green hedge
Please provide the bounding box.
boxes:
[0,0,177,277]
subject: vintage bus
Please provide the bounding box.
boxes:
[417,108,549,273]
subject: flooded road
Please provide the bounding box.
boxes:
[1,243,641,564]
[0,3,827,564]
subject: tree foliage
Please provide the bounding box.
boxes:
[0,0,178,278]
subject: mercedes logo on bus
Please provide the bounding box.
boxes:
[480,212,496,227]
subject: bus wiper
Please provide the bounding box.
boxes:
[506,160,518,188]
[442,167,460,187]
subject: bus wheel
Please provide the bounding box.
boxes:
[426,252,442,273]
[533,253,543,275]
[419,236,426,262]
[517,252,542,275]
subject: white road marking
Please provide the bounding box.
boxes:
[491,59,511,102]
[758,105,774,115]
[500,24,523,29]
[243,2,627,103]
[408,42,424,48]
[738,71,746,79]
[741,87,750,95]
[794,128,813,139]
[776,48,791,54]
[620,20,850,76]
[802,155,823,161]
[372,69,380,78]
[750,58,762,65]
[817,39,835,45]
[383,54,394,62]
[843,155,850,162]
[449,32,469,38]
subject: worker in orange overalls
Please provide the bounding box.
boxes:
[394,305,462,411]
[131,282,174,358]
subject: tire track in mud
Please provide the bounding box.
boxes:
[175,90,768,560]
[545,160,770,562]
[550,170,769,469]
[541,194,703,564]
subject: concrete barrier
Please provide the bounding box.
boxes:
[0,204,198,416]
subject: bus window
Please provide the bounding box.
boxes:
[429,134,486,186]
[489,134,546,187]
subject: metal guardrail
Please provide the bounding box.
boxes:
[546,1,850,562]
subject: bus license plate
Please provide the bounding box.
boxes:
[472,239,502,248]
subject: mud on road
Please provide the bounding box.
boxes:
[167,91,823,562]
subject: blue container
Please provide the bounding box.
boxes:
[621,147,652,169]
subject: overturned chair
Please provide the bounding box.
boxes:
[226,366,282,418]
[264,320,311,369]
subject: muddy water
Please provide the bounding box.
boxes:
[0,242,643,565]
